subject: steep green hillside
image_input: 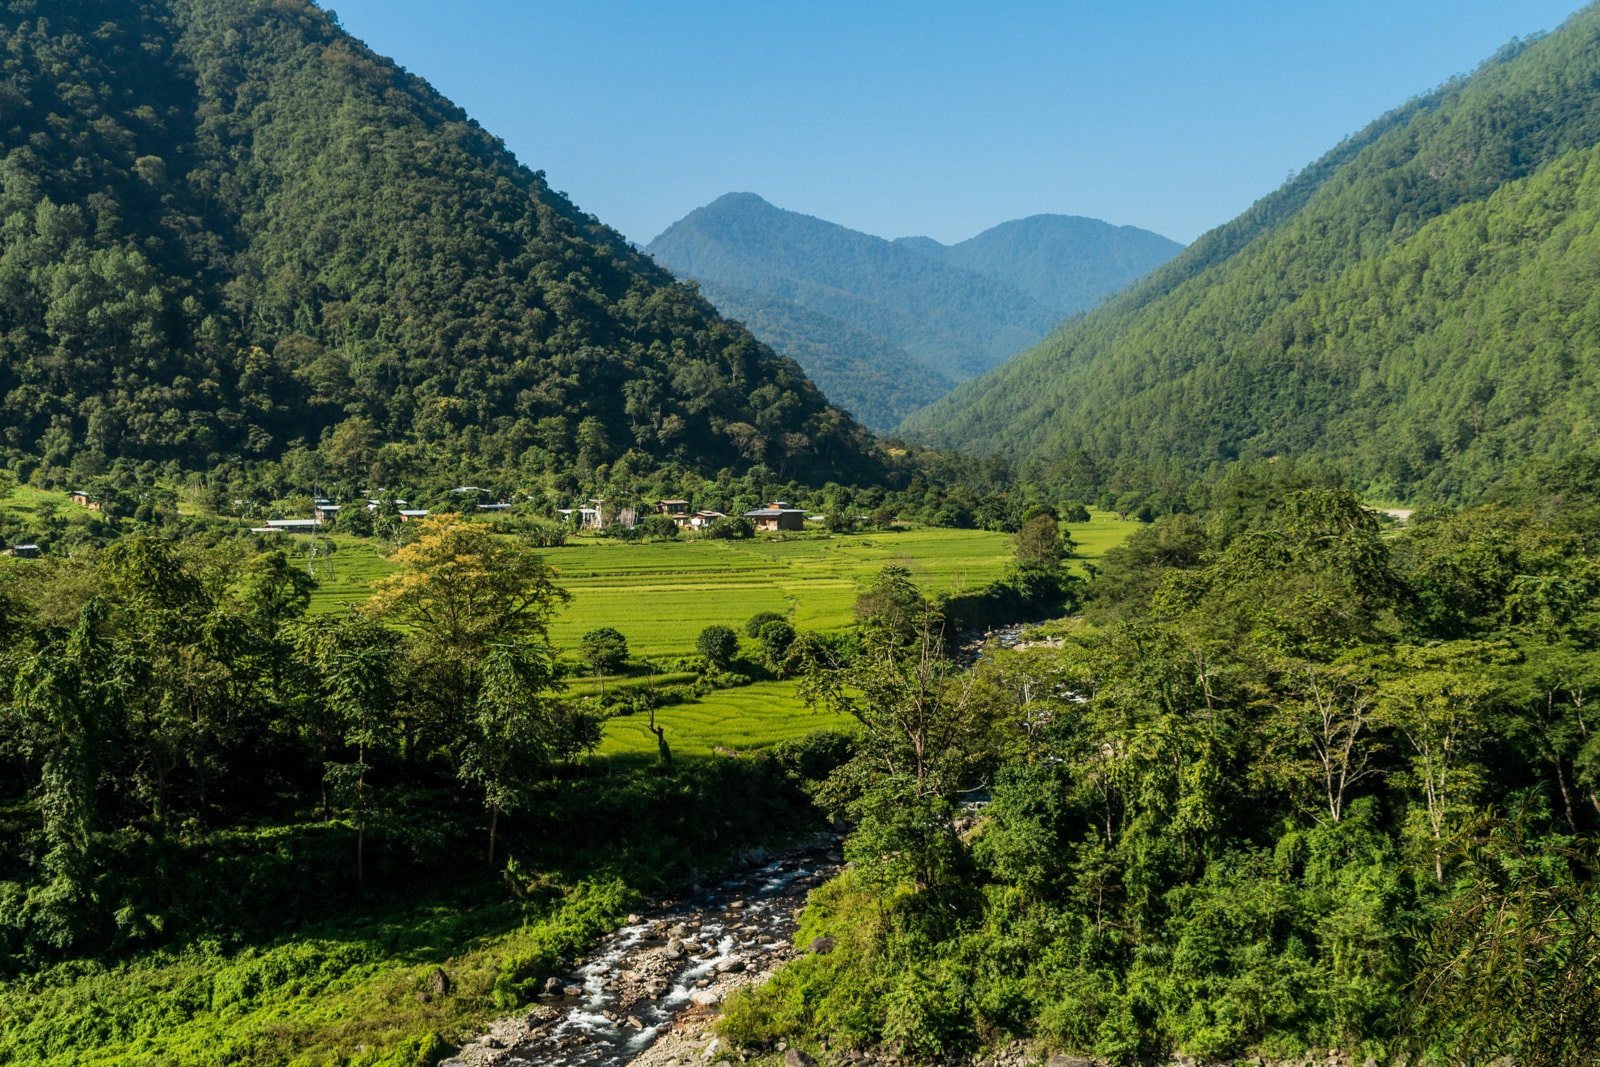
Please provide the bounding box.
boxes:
[0,0,878,486]
[693,278,952,430]
[893,214,1182,318]
[647,193,1059,382]
[905,12,1600,501]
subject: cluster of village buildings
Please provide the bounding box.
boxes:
[558,499,811,532]
[6,489,816,561]
[32,488,815,542]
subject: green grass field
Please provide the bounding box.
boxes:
[596,680,856,766]
[307,536,405,613]
[547,527,1026,658]
[306,514,1139,660]
[300,516,1143,765]
[579,513,1139,763]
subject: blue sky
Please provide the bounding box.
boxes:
[326,1,1584,246]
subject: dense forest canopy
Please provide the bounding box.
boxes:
[905,6,1600,503]
[0,0,881,490]
[687,277,953,432]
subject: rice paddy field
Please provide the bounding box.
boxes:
[298,513,1142,762]
[596,680,857,766]
[305,512,1139,659]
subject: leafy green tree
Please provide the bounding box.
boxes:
[465,641,596,863]
[804,571,991,890]
[298,616,401,882]
[757,620,797,673]
[696,625,739,670]
[1402,805,1600,1067]
[579,627,629,695]
[367,515,567,727]
[5,601,119,945]
[1380,642,1506,883]
[744,611,787,638]
[1014,513,1065,572]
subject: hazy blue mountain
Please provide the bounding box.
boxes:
[693,280,953,432]
[895,215,1184,318]
[647,193,1059,383]
[647,194,1181,425]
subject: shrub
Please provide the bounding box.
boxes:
[744,611,787,638]
[637,515,679,539]
[704,516,754,540]
[695,625,739,669]
[757,620,797,671]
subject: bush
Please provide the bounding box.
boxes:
[744,611,787,638]
[695,625,739,669]
[757,620,797,671]
[704,516,754,540]
[637,515,679,539]
[826,512,859,534]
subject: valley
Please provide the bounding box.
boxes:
[2,0,1599,1065]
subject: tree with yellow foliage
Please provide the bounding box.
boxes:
[368,515,592,862]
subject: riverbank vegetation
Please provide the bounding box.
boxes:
[0,513,866,1064]
[721,453,1600,1064]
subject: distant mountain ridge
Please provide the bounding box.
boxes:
[894,215,1184,322]
[902,8,1600,502]
[646,194,1180,429]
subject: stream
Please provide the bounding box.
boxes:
[446,840,842,1067]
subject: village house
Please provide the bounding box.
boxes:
[689,510,727,529]
[743,502,806,532]
[560,498,635,530]
[6,544,40,558]
[657,499,692,526]
[261,518,320,533]
[69,490,100,511]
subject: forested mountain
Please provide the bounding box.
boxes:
[691,278,953,431]
[893,214,1183,322]
[0,0,880,489]
[904,8,1600,502]
[648,193,1058,385]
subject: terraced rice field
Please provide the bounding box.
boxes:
[595,680,856,765]
[297,514,1142,763]
[306,513,1138,657]
[546,527,1024,658]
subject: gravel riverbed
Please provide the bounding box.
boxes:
[441,837,843,1067]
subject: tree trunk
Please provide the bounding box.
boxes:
[487,804,499,865]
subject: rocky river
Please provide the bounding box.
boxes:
[441,838,843,1067]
